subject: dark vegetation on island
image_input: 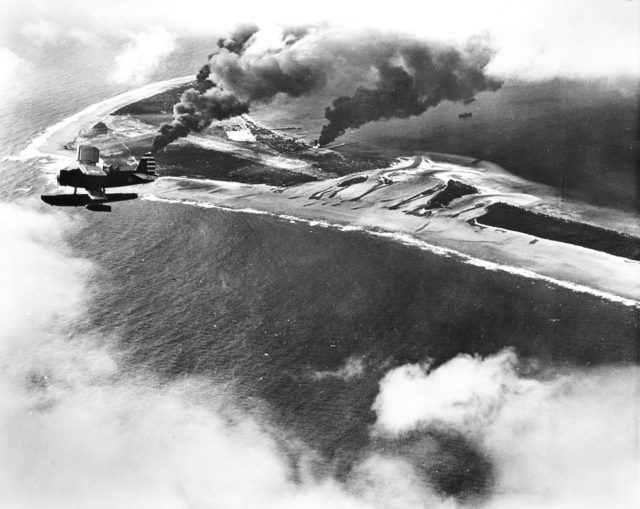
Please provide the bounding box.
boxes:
[243,117,389,176]
[113,84,193,116]
[338,175,368,187]
[477,203,640,260]
[308,151,389,177]
[151,144,317,186]
[109,85,390,186]
[90,121,109,135]
[423,180,479,209]
[384,180,479,213]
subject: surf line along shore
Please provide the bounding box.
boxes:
[31,76,640,306]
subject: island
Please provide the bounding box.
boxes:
[31,77,640,305]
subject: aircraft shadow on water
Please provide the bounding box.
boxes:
[41,145,157,212]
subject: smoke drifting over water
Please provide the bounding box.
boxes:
[319,41,501,145]
[153,26,501,150]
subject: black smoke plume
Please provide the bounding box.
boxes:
[319,43,501,146]
[152,72,249,151]
[216,24,260,54]
[153,27,501,151]
[152,25,324,152]
[152,27,259,152]
[207,26,326,102]
[195,64,214,92]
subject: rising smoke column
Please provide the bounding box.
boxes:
[152,63,249,151]
[153,27,501,151]
[319,42,502,146]
[207,26,328,102]
[152,25,264,151]
[152,25,323,152]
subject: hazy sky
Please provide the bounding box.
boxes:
[0,0,638,89]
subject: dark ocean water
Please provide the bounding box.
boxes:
[71,199,638,476]
[1,40,639,507]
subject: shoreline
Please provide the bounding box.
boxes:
[142,191,639,307]
[28,76,640,306]
[140,157,640,305]
[19,75,194,161]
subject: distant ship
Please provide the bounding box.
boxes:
[459,112,472,119]
[463,98,476,105]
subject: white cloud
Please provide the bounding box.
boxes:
[113,25,176,85]
[372,350,640,508]
[372,350,533,434]
[67,27,103,47]
[4,0,637,80]
[0,47,26,92]
[19,19,102,48]
[2,0,638,80]
[483,0,640,79]
[21,19,63,46]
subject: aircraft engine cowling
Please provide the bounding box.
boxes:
[57,169,82,187]
[57,170,71,187]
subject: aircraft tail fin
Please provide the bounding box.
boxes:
[136,153,157,175]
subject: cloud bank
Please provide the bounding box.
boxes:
[1,0,638,81]
[113,26,176,85]
[373,350,640,508]
[0,47,25,92]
